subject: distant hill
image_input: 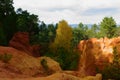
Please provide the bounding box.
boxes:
[70,24,93,28]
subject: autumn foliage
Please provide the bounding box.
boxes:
[48,20,79,70]
[50,20,73,52]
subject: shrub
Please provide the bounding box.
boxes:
[41,59,48,70]
[45,47,80,70]
[0,53,12,63]
[41,59,54,75]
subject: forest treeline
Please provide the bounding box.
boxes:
[1,0,120,70]
[1,0,120,46]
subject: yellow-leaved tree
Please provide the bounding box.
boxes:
[50,20,73,52]
[49,20,79,70]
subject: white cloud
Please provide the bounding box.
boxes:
[13,0,120,24]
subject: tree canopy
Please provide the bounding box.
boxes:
[0,0,17,45]
[50,20,73,52]
[100,17,117,38]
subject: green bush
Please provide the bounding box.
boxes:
[41,59,54,75]
[44,47,80,70]
[97,47,120,80]
[41,59,48,70]
[0,53,12,63]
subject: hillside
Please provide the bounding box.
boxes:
[0,46,102,80]
[0,46,62,78]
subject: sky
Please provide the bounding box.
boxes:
[13,0,120,24]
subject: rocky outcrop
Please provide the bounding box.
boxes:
[32,45,41,57]
[39,57,62,75]
[9,32,31,54]
[40,73,102,80]
[0,46,41,78]
[78,39,96,76]
[77,37,120,76]
[0,73,102,80]
[0,46,61,78]
[9,32,40,57]
[82,73,102,80]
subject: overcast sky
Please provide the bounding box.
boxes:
[13,0,120,24]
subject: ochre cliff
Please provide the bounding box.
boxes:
[77,37,120,76]
[0,46,61,78]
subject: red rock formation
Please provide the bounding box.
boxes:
[32,45,41,57]
[0,46,62,78]
[9,32,40,57]
[77,37,120,76]
[78,39,96,76]
[0,46,42,78]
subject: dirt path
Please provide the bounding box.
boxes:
[0,73,81,80]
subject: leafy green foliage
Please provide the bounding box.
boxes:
[16,8,39,34]
[97,47,120,80]
[87,24,100,38]
[114,26,120,37]
[100,17,117,38]
[41,59,54,75]
[45,47,79,70]
[0,0,17,45]
[30,22,57,55]
[72,22,89,47]
[41,59,49,70]
[37,22,57,44]
[0,53,12,63]
[55,47,79,70]
[47,20,80,70]
[0,25,7,45]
